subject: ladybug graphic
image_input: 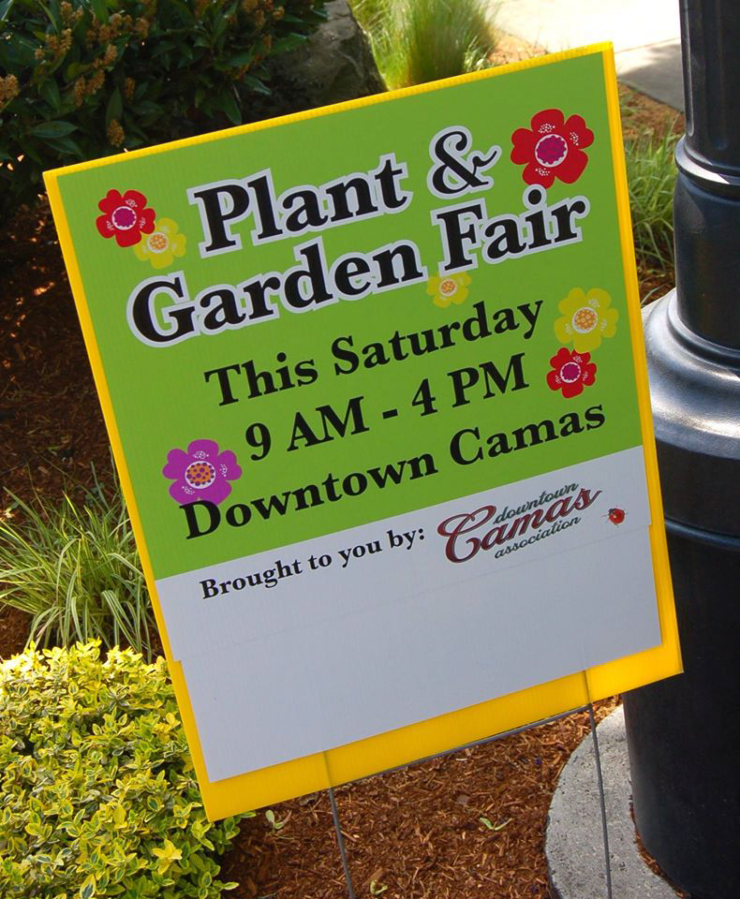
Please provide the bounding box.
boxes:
[607,507,626,525]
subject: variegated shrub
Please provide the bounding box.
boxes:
[0,642,248,899]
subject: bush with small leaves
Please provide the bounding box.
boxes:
[0,642,248,898]
[0,0,326,222]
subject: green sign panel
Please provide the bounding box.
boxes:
[47,46,680,820]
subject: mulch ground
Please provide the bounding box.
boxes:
[219,703,621,899]
[0,73,683,899]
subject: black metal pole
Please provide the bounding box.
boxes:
[622,2,740,897]
[673,1,740,349]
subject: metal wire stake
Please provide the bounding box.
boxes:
[329,786,357,899]
[589,703,614,899]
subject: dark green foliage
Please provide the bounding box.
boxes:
[0,0,326,220]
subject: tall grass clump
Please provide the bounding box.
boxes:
[625,128,678,272]
[350,0,395,81]
[352,0,497,89]
[0,473,154,659]
[350,0,389,34]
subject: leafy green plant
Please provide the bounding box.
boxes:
[0,474,154,659]
[625,127,678,272]
[0,641,248,898]
[0,0,326,221]
[264,809,288,832]
[479,815,509,831]
[351,0,496,89]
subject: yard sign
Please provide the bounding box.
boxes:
[46,44,681,821]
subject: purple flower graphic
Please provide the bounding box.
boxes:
[162,439,242,505]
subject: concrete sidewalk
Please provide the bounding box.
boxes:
[546,707,681,899]
[493,0,684,110]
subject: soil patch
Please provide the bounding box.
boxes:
[489,31,547,68]
[0,202,111,507]
[619,84,684,142]
[0,604,30,658]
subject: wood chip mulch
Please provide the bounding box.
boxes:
[220,701,618,899]
[0,201,110,507]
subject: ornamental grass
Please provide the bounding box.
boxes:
[0,474,154,660]
[352,0,498,88]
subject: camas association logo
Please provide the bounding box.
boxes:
[437,484,602,563]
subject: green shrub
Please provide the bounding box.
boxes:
[351,0,496,89]
[0,0,326,221]
[0,476,154,659]
[625,128,678,272]
[0,642,246,898]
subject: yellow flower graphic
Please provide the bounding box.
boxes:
[426,271,471,308]
[554,287,618,353]
[133,217,186,269]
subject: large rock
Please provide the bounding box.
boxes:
[256,0,386,119]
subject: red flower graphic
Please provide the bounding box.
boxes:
[546,347,597,398]
[511,109,594,188]
[96,189,156,247]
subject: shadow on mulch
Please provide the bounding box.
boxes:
[0,604,31,659]
[0,203,110,506]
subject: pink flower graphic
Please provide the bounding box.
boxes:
[511,109,594,188]
[546,347,597,398]
[163,439,242,505]
[96,189,156,247]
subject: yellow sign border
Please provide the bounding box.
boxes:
[45,43,680,820]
